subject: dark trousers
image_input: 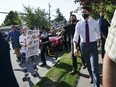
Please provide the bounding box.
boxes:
[20,53,37,72]
[64,35,68,50]
[80,41,100,87]
[101,37,105,58]
[0,38,19,87]
[71,42,77,70]
[40,42,49,64]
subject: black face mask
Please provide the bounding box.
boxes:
[82,14,89,19]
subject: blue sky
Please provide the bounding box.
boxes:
[0,0,81,25]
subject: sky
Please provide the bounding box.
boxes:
[0,0,81,25]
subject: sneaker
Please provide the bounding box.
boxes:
[40,63,47,67]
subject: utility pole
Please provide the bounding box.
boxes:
[48,3,51,25]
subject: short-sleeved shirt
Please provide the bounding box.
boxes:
[7,30,21,43]
[105,10,116,63]
[19,35,27,53]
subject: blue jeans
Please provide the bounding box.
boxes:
[80,41,100,87]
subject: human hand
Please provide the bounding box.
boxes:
[102,34,106,39]
[70,11,73,15]
[24,44,27,47]
[74,48,78,57]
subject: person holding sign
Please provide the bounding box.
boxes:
[19,27,38,81]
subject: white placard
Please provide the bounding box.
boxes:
[26,30,39,58]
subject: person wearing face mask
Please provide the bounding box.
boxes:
[97,11,110,59]
[73,6,101,87]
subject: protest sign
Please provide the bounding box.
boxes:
[26,30,39,58]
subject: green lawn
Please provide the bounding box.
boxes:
[34,52,82,87]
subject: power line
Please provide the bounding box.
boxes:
[0,11,27,15]
[0,12,9,14]
[48,3,51,25]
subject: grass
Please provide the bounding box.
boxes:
[34,52,82,87]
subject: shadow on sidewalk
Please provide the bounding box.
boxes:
[79,72,90,79]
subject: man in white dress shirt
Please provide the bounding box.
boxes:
[73,6,101,87]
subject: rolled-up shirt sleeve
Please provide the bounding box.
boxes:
[73,23,80,43]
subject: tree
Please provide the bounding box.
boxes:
[91,1,116,21]
[3,11,21,26]
[54,8,65,23]
[74,0,116,21]
[20,6,49,28]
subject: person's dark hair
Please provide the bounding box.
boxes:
[71,14,76,18]
[63,19,67,23]
[11,25,16,28]
[82,6,91,12]
[30,25,34,30]
[40,25,45,29]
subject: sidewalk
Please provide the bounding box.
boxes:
[77,55,103,87]
[10,44,64,87]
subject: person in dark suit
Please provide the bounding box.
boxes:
[98,11,110,59]
[0,32,19,87]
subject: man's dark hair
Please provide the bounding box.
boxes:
[11,25,16,28]
[71,14,76,18]
[30,25,34,30]
[82,6,91,12]
[40,25,45,29]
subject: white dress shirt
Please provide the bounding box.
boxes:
[73,17,101,43]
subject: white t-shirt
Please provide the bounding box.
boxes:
[19,35,27,53]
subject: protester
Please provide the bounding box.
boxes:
[73,6,101,87]
[98,11,110,59]
[103,10,116,87]
[0,32,19,87]
[19,27,28,77]
[7,25,21,61]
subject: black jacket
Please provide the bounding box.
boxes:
[0,32,19,87]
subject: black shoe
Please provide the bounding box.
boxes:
[89,77,93,84]
[82,65,87,69]
[40,63,47,67]
[55,54,58,60]
[70,69,78,75]
[16,57,21,62]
